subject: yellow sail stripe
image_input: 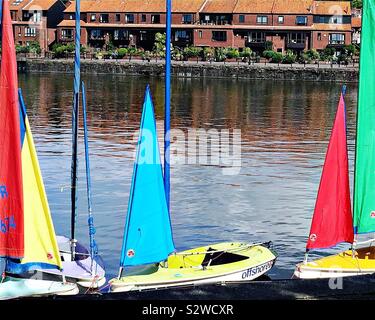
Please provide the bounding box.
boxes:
[19,117,62,269]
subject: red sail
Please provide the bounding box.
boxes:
[306,93,353,250]
[0,0,24,258]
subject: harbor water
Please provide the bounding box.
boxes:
[1,73,361,280]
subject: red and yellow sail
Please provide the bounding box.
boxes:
[0,0,24,258]
[0,0,62,270]
[306,93,354,250]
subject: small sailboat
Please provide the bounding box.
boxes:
[294,0,375,279]
[0,0,78,299]
[109,0,277,292]
[29,0,106,288]
[3,0,106,289]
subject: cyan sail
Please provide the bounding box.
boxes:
[120,86,175,267]
[6,91,62,273]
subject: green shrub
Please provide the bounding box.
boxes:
[263,50,276,60]
[117,47,128,58]
[214,47,227,62]
[239,47,252,58]
[202,47,215,61]
[282,50,297,64]
[183,46,202,58]
[271,52,283,63]
[225,47,240,59]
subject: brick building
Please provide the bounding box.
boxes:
[55,0,353,53]
[8,0,66,53]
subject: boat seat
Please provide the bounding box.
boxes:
[201,248,248,267]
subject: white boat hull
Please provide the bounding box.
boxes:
[293,267,375,279]
[111,258,276,293]
[0,278,79,300]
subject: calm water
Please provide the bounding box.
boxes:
[7,73,361,280]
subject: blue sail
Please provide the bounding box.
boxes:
[120,86,175,267]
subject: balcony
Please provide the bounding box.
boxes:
[286,42,306,49]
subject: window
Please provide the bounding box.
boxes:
[248,32,265,43]
[278,16,284,24]
[239,15,245,23]
[329,33,345,44]
[25,27,36,37]
[90,29,104,39]
[125,14,134,23]
[32,10,41,22]
[175,30,190,41]
[256,15,268,24]
[329,16,343,24]
[317,33,322,41]
[212,31,227,42]
[296,16,307,25]
[23,11,29,20]
[61,28,73,40]
[182,14,193,24]
[114,30,129,40]
[199,30,203,38]
[141,14,146,22]
[99,14,109,23]
[90,14,96,21]
[288,32,306,44]
[115,14,121,22]
[151,14,160,23]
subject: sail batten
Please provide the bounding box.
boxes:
[120,86,175,267]
[353,0,375,234]
[306,93,353,250]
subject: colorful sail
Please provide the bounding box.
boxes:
[120,86,175,267]
[353,0,375,234]
[306,93,353,250]
[0,0,24,259]
[6,91,62,272]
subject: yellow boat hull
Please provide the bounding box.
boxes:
[110,242,277,292]
[294,246,375,279]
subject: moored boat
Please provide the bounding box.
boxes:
[294,0,375,279]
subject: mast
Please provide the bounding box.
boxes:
[70,0,81,259]
[82,81,98,270]
[164,0,171,211]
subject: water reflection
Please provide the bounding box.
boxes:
[15,73,358,279]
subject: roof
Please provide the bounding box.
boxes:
[272,0,313,14]
[23,0,59,10]
[64,0,206,13]
[57,19,87,27]
[233,0,273,14]
[9,0,32,10]
[312,1,351,15]
[352,16,361,28]
[201,0,237,13]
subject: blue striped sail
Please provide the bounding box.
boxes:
[120,86,175,267]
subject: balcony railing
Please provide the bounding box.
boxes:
[286,42,306,49]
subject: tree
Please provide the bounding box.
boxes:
[352,0,362,8]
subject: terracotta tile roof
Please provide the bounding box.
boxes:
[273,0,313,14]
[233,0,273,14]
[23,0,59,10]
[58,19,87,27]
[64,0,97,13]
[352,16,361,28]
[9,0,32,10]
[312,1,351,15]
[200,0,237,13]
[64,0,206,13]
[313,23,351,31]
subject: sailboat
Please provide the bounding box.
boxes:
[3,0,106,289]
[109,0,277,292]
[33,0,105,288]
[294,0,375,279]
[0,0,78,299]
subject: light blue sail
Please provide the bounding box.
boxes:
[120,86,175,267]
